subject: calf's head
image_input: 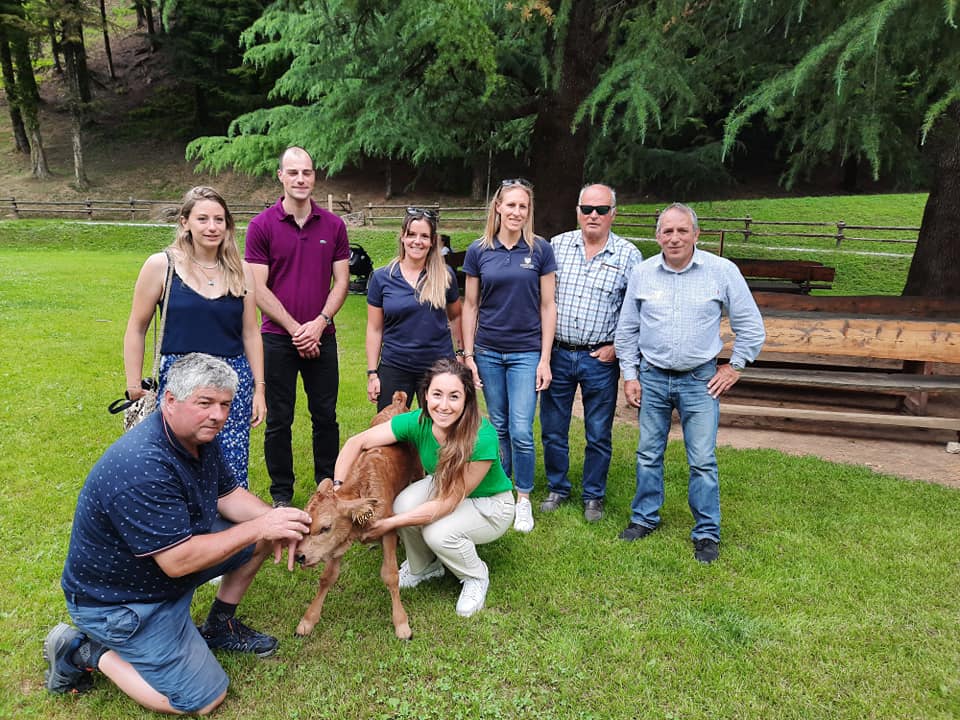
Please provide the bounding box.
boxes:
[295,478,380,568]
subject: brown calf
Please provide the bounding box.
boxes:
[295,391,423,639]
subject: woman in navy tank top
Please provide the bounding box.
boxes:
[123,187,265,487]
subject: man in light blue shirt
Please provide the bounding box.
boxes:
[540,183,642,522]
[614,203,764,563]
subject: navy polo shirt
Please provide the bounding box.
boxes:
[463,235,557,353]
[367,264,459,373]
[61,412,239,605]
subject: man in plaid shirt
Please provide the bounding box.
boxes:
[539,184,643,523]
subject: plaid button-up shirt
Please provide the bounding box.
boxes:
[551,229,643,346]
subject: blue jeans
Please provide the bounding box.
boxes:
[541,347,619,500]
[631,358,721,541]
[473,348,539,494]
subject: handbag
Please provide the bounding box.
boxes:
[108,250,175,431]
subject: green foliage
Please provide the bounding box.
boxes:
[188,0,548,179]
[723,1,960,187]
[161,0,273,132]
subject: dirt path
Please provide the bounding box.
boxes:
[601,389,960,490]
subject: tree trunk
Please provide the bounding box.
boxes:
[70,112,89,189]
[60,1,91,104]
[47,19,62,73]
[144,0,156,35]
[11,30,49,177]
[384,159,392,200]
[470,154,486,202]
[0,33,29,153]
[902,102,960,297]
[529,1,610,240]
[99,0,115,80]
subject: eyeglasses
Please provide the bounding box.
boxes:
[501,178,533,189]
[578,205,613,216]
[406,207,438,221]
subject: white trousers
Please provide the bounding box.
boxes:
[394,476,515,581]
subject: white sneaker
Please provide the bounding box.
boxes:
[398,558,445,589]
[513,497,534,533]
[456,565,490,617]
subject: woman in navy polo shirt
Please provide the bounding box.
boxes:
[461,180,557,534]
[366,208,463,411]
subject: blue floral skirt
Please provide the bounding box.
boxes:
[158,353,253,488]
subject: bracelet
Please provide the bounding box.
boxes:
[319,312,332,324]
[256,381,266,386]
[462,352,475,359]
[367,369,378,376]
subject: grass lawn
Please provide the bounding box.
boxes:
[1,197,958,719]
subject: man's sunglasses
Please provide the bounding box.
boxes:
[578,204,613,216]
[406,207,438,221]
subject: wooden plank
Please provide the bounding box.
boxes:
[750,293,960,318]
[739,368,960,393]
[733,258,836,282]
[721,315,960,363]
[720,403,960,430]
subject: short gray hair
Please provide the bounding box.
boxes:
[163,353,238,404]
[578,183,617,207]
[656,202,699,234]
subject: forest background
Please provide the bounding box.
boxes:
[1,0,959,298]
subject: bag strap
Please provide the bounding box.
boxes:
[149,249,176,382]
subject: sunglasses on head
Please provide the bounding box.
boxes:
[406,207,438,221]
[578,204,613,216]
[501,178,533,189]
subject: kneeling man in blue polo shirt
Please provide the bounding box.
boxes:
[44,353,312,714]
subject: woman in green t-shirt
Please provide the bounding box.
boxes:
[334,359,515,617]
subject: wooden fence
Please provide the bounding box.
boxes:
[3,196,920,250]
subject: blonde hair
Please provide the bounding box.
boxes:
[388,211,450,309]
[170,186,245,297]
[417,359,482,502]
[479,181,536,250]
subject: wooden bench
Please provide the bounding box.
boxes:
[719,295,960,435]
[731,258,835,294]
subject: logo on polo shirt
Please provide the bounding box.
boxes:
[522,256,534,269]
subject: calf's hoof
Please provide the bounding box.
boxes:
[295,619,315,637]
[395,623,413,641]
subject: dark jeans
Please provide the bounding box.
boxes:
[262,332,340,504]
[540,347,620,500]
[375,362,421,411]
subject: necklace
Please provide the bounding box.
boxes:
[191,256,221,286]
[190,256,220,270]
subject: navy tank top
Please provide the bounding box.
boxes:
[160,272,245,356]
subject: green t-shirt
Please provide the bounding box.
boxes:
[390,409,512,498]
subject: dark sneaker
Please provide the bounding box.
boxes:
[200,617,278,658]
[618,522,655,541]
[43,623,93,694]
[539,492,568,513]
[693,538,720,564]
[583,499,604,523]
[272,500,290,508]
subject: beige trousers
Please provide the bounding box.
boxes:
[394,476,515,581]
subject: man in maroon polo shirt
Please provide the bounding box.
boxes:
[245,146,351,506]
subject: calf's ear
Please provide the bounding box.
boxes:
[349,498,381,526]
[316,478,335,494]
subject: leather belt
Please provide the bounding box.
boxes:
[555,341,613,352]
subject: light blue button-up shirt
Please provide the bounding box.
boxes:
[615,248,765,381]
